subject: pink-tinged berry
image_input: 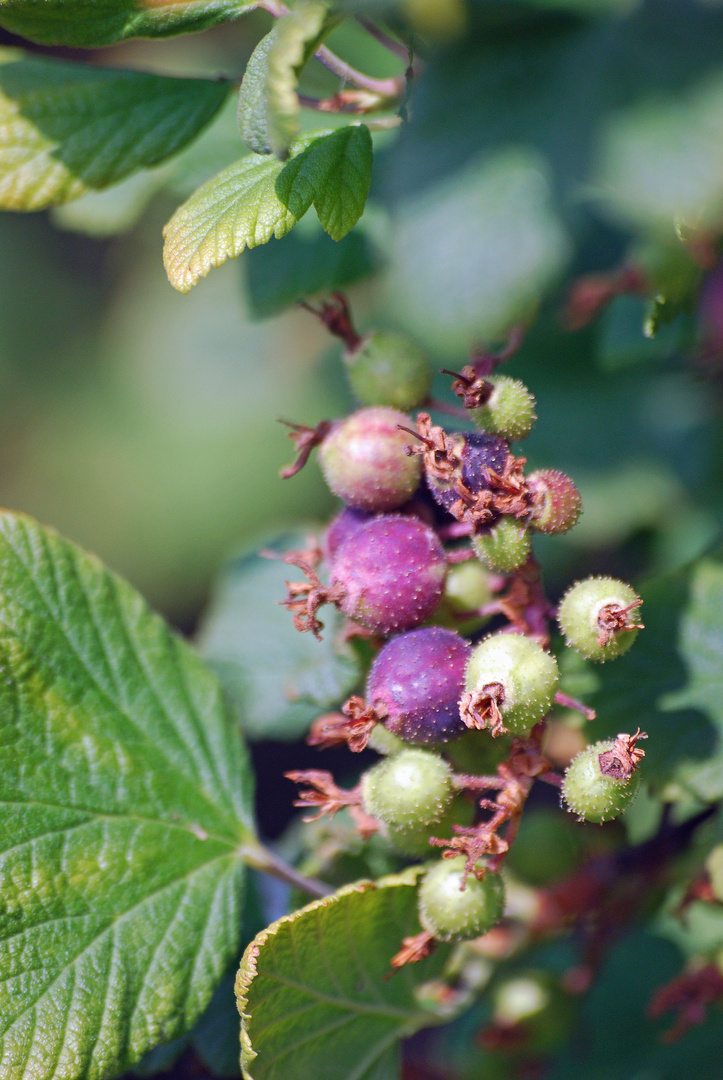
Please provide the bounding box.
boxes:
[331,516,447,634]
[527,470,581,534]
[470,375,537,442]
[319,407,422,511]
[472,517,531,572]
[557,577,643,662]
[361,748,453,828]
[561,731,646,823]
[461,632,559,736]
[366,627,470,744]
[324,506,372,563]
[417,856,505,941]
[344,330,432,411]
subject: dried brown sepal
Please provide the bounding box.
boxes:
[433,731,552,885]
[279,556,346,639]
[564,265,646,330]
[596,600,644,648]
[482,454,530,519]
[390,930,437,969]
[459,685,507,736]
[441,365,494,409]
[348,803,381,840]
[285,769,361,822]
[448,480,495,529]
[647,964,723,1043]
[598,728,647,779]
[279,419,333,479]
[298,292,360,350]
[307,696,385,752]
[398,412,461,481]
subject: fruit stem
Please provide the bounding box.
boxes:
[355,16,410,61]
[241,842,331,898]
[554,690,596,722]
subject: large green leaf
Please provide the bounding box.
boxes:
[238,2,336,159]
[276,125,373,240]
[0,512,254,1080]
[198,533,361,741]
[0,0,252,48]
[0,48,230,211]
[235,871,452,1080]
[163,151,299,293]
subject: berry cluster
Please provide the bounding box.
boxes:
[279,298,647,962]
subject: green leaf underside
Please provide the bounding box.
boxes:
[276,125,373,240]
[236,874,451,1080]
[239,2,333,158]
[0,512,254,1080]
[0,0,252,48]
[198,533,360,741]
[0,48,230,211]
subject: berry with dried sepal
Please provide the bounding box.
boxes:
[527,469,581,534]
[386,795,473,856]
[332,515,447,633]
[366,627,470,744]
[461,632,559,736]
[558,577,643,661]
[361,748,453,828]
[470,375,537,442]
[319,407,422,511]
[472,517,531,572]
[344,330,432,410]
[561,731,646,823]
[417,855,505,942]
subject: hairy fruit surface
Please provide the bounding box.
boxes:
[345,330,432,410]
[462,633,559,736]
[470,375,537,442]
[557,576,642,661]
[319,407,422,511]
[417,856,505,941]
[361,748,453,828]
[562,737,643,822]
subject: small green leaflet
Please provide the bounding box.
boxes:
[0,48,230,211]
[238,1,337,159]
[276,125,374,240]
[0,0,252,48]
[236,871,452,1080]
[198,532,361,741]
[0,512,254,1080]
[164,126,374,292]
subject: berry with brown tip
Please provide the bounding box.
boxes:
[461,632,559,736]
[527,469,581,534]
[557,577,643,662]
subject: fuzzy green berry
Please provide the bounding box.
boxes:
[527,469,581,535]
[472,517,531,572]
[361,749,453,829]
[562,735,644,823]
[386,795,473,856]
[557,577,643,662]
[344,330,432,411]
[432,559,495,633]
[471,375,537,441]
[462,633,559,736]
[417,856,505,941]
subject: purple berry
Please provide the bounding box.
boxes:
[319,407,422,511]
[330,516,447,634]
[324,507,372,563]
[427,431,510,514]
[367,627,470,744]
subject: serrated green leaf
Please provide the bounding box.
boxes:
[162,152,299,293]
[276,125,373,240]
[672,560,723,729]
[0,511,254,1080]
[235,871,451,1080]
[0,0,252,48]
[198,533,361,741]
[0,48,230,210]
[239,2,335,158]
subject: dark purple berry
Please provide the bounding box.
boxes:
[427,431,510,513]
[319,407,422,511]
[324,507,372,563]
[330,516,447,634]
[367,627,470,744]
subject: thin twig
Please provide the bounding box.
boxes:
[242,842,331,899]
[356,16,410,60]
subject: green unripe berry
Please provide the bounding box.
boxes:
[463,633,559,736]
[432,559,495,633]
[557,577,642,662]
[361,749,453,829]
[491,971,576,1056]
[471,375,536,441]
[706,844,723,902]
[527,469,581,535]
[417,856,505,941]
[344,331,432,411]
[472,517,531,573]
[386,795,473,856]
[562,739,642,823]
